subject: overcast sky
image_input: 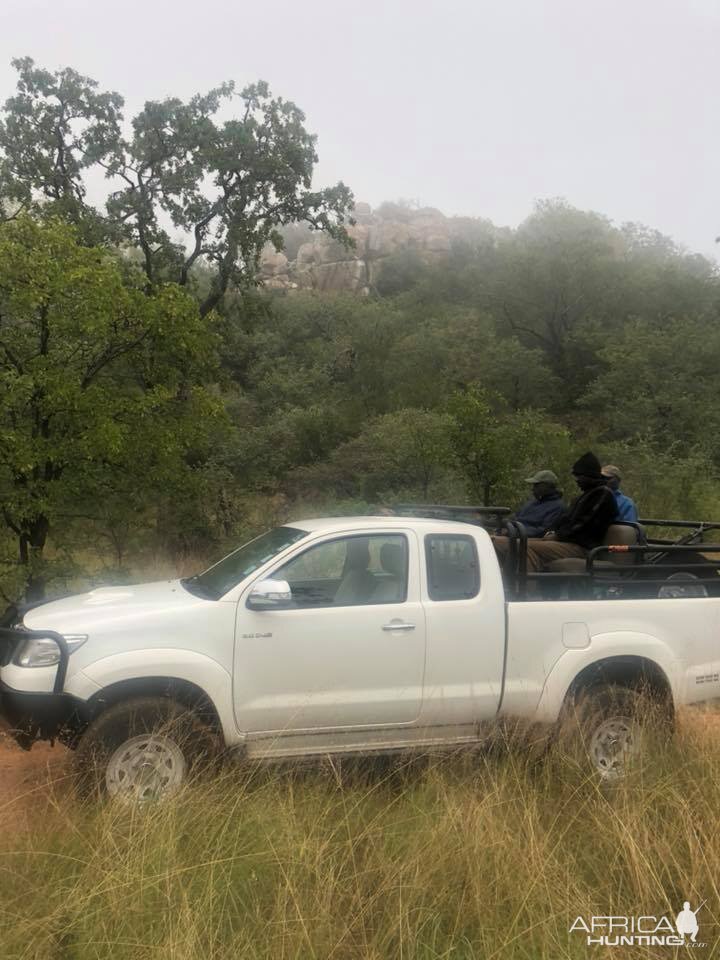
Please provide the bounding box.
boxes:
[2,0,718,256]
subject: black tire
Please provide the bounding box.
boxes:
[554,684,672,780]
[74,696,219,802]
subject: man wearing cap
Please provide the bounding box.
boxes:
[602,465,639,522]
[493,452,618,573]
[511,470,566,538]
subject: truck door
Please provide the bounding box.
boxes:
[233,529,427,734]
[419,531,506,727]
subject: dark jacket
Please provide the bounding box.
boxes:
[553,481,618,549]
[515,491,566,538]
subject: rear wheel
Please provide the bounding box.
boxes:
[555,684,671,781]
[74,696,219,802]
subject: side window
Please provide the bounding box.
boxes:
[272,534,408,608]
[425,535,480,601]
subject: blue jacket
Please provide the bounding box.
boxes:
[514,491,566,538]
[612,488,638,523]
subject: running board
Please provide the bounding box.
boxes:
[242,730,482,761]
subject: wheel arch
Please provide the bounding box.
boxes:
[85,677,223,731]
[71,648,238,748]
[63,675,230,749]
[565,655,674,713]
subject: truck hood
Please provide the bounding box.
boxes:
[22,580,205,635]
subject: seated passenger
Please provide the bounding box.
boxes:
[601,464,639,522]
[493,452,618,573]
[510,470,566,538]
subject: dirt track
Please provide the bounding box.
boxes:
[0,734,69,828]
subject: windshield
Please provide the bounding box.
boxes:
[185,526,308,599]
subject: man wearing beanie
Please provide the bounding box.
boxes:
[494,452,618,573]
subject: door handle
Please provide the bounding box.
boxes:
[382,621,416,632]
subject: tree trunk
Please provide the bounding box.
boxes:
[19,515,50,603]
[483,480,492,507]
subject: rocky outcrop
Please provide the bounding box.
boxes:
[259,202,461,295]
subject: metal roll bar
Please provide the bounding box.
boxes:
[0,627,69,695]
[587,542,720,572]
[640,519,720,530]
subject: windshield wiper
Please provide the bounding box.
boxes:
[180,576,219,601]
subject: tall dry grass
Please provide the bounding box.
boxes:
[2,710,720,959]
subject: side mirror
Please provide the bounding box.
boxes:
[247,578,293,610]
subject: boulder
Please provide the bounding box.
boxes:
[351,202,373,223]
[312,259,368,294]
[424,233,452,253]
[265,201,465,294]
[315,237,355,264]
[259,248,289,276]
[367,222,412,258]
[296,241,317,267]
[346,222,370,253]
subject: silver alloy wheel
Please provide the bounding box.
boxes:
[589,716,641,780]
[105,734,187,802]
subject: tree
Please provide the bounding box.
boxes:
[290,409,457,502]
[384,308,560,412]
[599,442,720,523]
[0,58,354,314]
[478,201,621,401]
[446,385,571,505]
[0,58,123,236]
[581,317,720,461]
[0,217,221,600]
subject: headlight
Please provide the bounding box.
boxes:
[15,635,88,668]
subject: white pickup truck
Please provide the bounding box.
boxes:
[0,516,716,800]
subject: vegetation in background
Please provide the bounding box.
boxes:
[0,217,221,601]
[1,58,719,602]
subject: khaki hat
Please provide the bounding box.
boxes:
[524,469,559,485]
[602,464,622,480]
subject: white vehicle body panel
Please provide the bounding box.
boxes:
[505,598,720,721]
[418,528,505,728]
[16,580,237,693]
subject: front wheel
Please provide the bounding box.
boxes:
[554,685,672,781]
[74,696,219,802]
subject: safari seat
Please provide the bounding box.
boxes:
[546,524,643,575]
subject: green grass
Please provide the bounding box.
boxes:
[2,713,720,959]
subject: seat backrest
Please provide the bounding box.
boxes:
[602,524,640,564]
[380,542,405,577]
[334,569,376,604]
[370,542,406,603]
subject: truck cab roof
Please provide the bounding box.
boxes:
[288,516,483,534]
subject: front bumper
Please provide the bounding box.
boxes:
[0,681,85,749]
[0,625,78,748]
